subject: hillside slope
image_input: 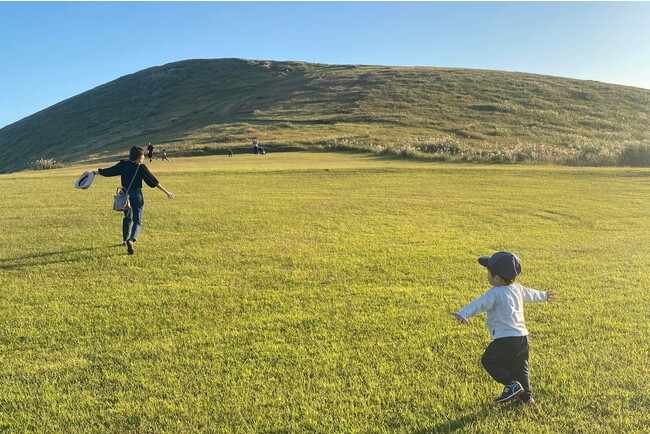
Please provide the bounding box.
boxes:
[1,58,648,172]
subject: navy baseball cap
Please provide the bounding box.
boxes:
[478,251,522,280]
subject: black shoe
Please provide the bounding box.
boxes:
[126,239,134,255]
[512,397,536,406]
[495,381,524,404]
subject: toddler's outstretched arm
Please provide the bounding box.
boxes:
[451,312,468,325]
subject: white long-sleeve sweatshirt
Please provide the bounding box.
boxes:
[456,283,548,340]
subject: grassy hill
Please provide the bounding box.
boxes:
[1,58,649,173]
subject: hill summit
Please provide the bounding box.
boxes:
[1,58,649,173]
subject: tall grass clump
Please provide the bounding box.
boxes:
[360,137,650,167]
[563,145,618,167]
[357,137,578,165]
[29,158,64,170]
[617,144,650,167]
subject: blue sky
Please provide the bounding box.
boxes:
[1,1,649,129]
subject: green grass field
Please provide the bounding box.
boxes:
[1,152,649,432]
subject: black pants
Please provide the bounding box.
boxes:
[481,335,532,401]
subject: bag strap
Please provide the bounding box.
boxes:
[124,163,140,192]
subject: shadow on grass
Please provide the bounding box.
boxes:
[0,245,123,270]
[414,402,524,433]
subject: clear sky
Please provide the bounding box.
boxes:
[1,1,649,129]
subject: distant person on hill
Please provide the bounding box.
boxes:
[93,146,174,255]
[147,142,155,161]
[161,149,168,162]
[252,137,259,154]
[452,252,556,406]
[228,149,233,158]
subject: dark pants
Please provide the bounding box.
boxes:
[481,335,532,401]
[123,189,144,242]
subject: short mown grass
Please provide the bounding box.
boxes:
[0,152,648,432]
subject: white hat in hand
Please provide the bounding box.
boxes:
[74,171,95,189]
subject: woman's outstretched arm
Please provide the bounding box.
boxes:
[156,184,174,199]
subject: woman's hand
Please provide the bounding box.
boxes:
[546,290,557,302]
[156,184,174,199]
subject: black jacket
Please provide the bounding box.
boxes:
[98,160,159,189]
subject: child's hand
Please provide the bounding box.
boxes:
[546,290,557,302]
[451,312,468,325]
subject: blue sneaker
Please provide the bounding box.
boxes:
[495,381,524,403]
